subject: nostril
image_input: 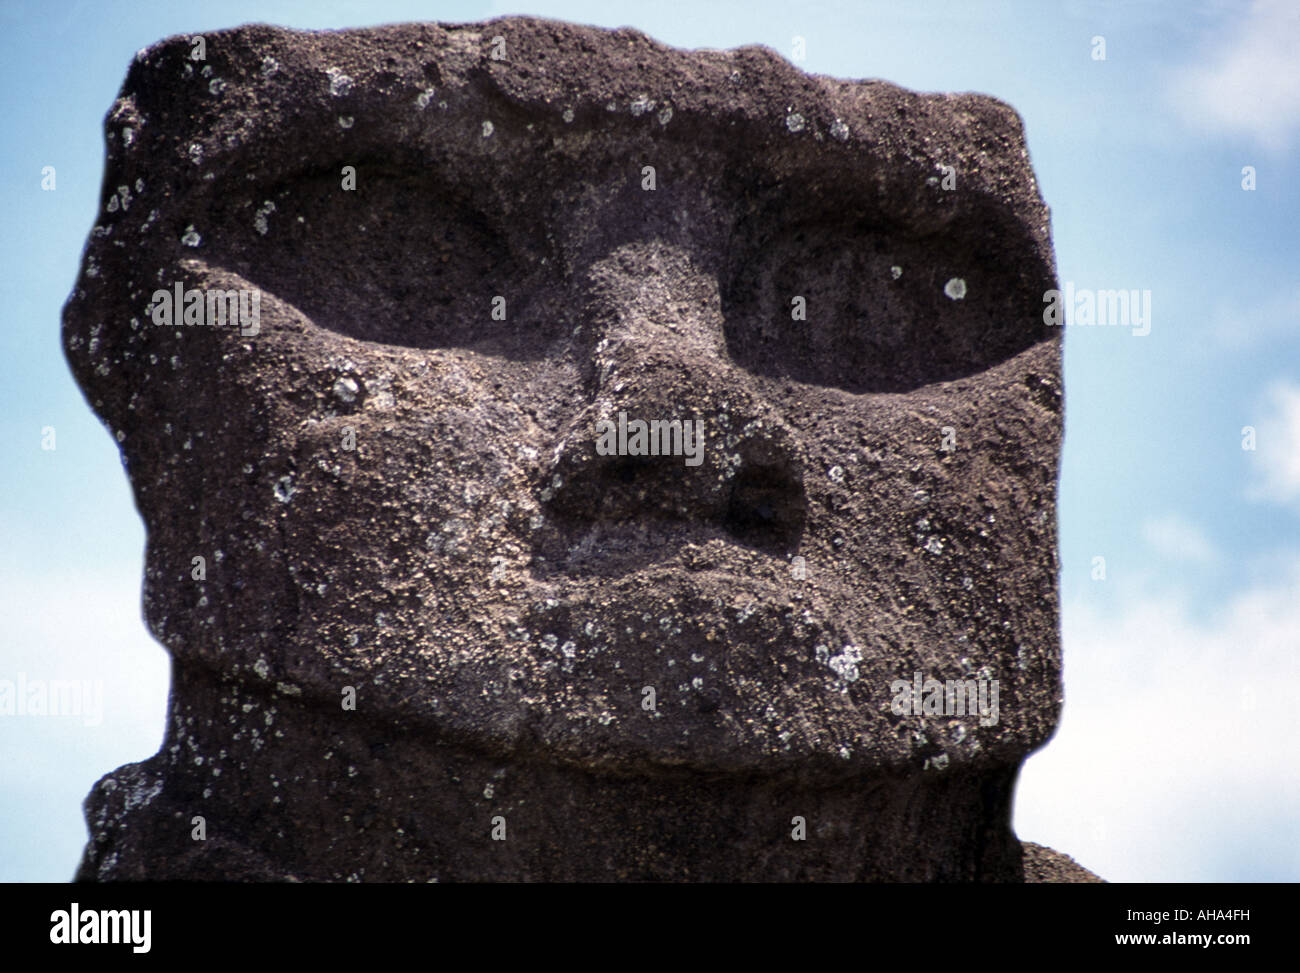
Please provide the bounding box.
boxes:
[724,461,805,553]
[545,451,686,524]
[611,456,645,485]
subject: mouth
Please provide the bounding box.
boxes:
[515,554,850,684]
[526,517,803,583]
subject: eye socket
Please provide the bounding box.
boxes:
[200,163,566,357]
[720,208,1054,394]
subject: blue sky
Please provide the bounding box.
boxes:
[2,0,1297,882]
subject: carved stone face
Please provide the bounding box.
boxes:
[66,19,1064,879]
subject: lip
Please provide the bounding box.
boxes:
[527,515,802,580]
[513,566,834,657]
[527,550,803,602]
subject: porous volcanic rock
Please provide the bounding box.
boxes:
[64,17,1098,881]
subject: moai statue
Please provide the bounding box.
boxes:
[64,18,1094,881]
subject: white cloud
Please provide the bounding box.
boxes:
[0,569,169,882]
[1141,514,1217,563]
[1245,380,1300,510]
[1016,560,1300,881]
[1167,0,1300,153]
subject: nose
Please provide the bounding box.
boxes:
[580,241,730,375]
[537,242,807,561]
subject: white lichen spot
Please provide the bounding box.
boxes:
[786,112,805,133]
[483,783,495,799]
[253,657,270,679]
[253,200,276,235]
[828,645,862,683]
[326,67,354,97]
[208,78,226,96]
[630,93,654,116]
[181,225,201,247]
[273,475,295,503]
[830,118,850,141]
[260,56,279,78]
[924,536,945,555]
[416,88,435,110]
[333,376,358,402]
[561,107,574,123]
[828,465,844,483]
[188,142,203,165]
[657,106,673,126]
[481,120,494,138]
[944,277,967,300]
[890,265,903,280]
[338,116,354,129]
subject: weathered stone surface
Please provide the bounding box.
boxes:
[64,17,1097,881]
[1021,842,1105,884]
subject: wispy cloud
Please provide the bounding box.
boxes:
[0,570,168,882]
[1142,514,1217,563]
[1166,0,1300,153]
[1245,380,1300,510]
[1016,558,1300,881]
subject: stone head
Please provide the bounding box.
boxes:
[65,18,1064,880]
